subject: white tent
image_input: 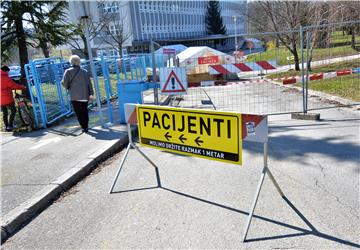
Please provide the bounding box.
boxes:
[177,46,235,73]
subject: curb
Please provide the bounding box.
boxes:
[291,112,320,120]
[1,95,171,244]
[0,129,132,244]
[267,78,359,111]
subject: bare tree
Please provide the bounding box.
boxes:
[243,1,313,71]
[304,2,342,71]
[99,3,132,58]
[66,1,131,59]
[337,1,360,50]
[66,14,106,59]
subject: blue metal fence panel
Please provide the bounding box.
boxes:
[25,53,155,128]
[25,58,72,128]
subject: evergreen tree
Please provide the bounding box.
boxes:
[1,1,71,85]
[30,1,72,58]
[205,0,227,48]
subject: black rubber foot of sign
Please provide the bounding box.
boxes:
[291,112,320,121]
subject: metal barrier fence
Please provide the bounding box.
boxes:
[301,20,360,112]
[25,53,160,128]
[24,21,359,128]
[158,29,306,115]
[157,21,360,115]
[25,58,72,128]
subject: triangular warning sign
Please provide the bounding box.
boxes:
[162,70,186,93]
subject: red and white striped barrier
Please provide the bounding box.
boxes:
[188,79,269,88]
[209,61,277,75]
[241,114,268,143]
[271,68,354,85]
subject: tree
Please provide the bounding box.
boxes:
[337,2,360,50]
[29,1,71,58]
[1,1,71,86]
[244,1,313,71]
[100,8,132,58]
[303,2,341,71]
[1,1,34,85]
[66,19,103,60]
[205,0,226,48]
[67,0,115,60]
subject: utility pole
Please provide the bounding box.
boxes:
[80,1,105,127]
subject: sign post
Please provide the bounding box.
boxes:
[109,104,287,243]
[242,142,285,242]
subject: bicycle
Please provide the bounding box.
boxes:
[14,90,36,129]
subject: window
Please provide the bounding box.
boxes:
[102,2,120,13]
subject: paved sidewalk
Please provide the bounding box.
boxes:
[0,93,169,243]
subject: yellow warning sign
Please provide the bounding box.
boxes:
[137,105,242,165]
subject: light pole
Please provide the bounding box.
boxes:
[80,2,105,127]
[232,15,238,52]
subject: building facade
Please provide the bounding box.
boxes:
[72,1,247,55]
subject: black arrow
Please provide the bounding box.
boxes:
[179,134,187,143]
[164,132,172,141]
[194,136,204,146]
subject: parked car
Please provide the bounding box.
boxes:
[8,65,21,81]
[80,59,103,76]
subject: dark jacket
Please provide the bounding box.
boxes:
[1,70,26,106]
[61,66,94,101]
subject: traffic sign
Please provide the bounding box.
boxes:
[137,105,242,165]
[111,104,285,246]
[160,67,187,94]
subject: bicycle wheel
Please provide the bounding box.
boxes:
[18,105,35,128]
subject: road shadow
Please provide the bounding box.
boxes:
[268,134,360,165]
[110,149,359,248]
[86,128,127,141]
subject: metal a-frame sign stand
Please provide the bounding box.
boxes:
[242,142,285,242]
[109,104,286,243]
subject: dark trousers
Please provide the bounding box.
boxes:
[71,101,89,130]
[1,103,16,127]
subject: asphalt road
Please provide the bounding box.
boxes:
[182,80,315,114]
[2,106,359,249]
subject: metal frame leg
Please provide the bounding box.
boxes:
[133,144,159,169]
[109,122,160,193]
[242,142,285,242]
[242,165,267,242]
[266,167,285,198]
[109,143,132,194]
[108,143,160,194]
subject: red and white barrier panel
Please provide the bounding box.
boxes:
[336,69,352,76]
[209,61,277,75]
[242,114,268,143]
[271,69,354,85]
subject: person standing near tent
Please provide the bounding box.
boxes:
[1,65,26,132]
[62,55,94,133]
